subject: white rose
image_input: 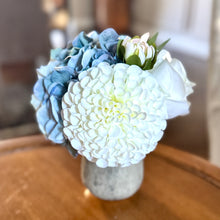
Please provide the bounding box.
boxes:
[151,50,195,119]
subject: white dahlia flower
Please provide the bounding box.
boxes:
[61,62,167,168]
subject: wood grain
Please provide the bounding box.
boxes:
[94,0,130,34]
[0,135,220,220]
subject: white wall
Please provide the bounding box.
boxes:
[130,0,213,60]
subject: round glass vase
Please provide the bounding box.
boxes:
[81,157,144,200]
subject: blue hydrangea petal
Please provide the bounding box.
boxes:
[91,58,102,67]
[33,79,45,101]
[68,50,83,71]
[118,35,128,40]
[48,124,65,144]
[99,28,119,54]
[36,105,50,135]
[69,48,80,56]
[50,48,62,60]
[50,96,60,123]
[98,53,114,61]
[87,31,99,42]
[104,42,118,55]
[93,48,105,57]
[82,49,97,69]
[48,83,65,97]
[31,94,41,110]
[43,76,53,91]
[72,32,93,48]
[32,28,122,145]
[59,49,69,60]
[37,61,60,78]
[45,119,56,135]
[51,70,70,84]
[55,66,78,79]
[92,52,116,67]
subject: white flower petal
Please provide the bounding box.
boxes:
[122,36,131,46]
[71,139,82,150]
[91,68,99,79]
[78,71,88,81]
[62,93,72,108]
[72,82,81,95]
[166,99,190,119]
[80,76,90,88]
[96,158,108,168]
[146,46,155,59]
[138,46,146,65]
[109,125,121,138]
[124,43,136,60]
[151,50,195,118]
[152,59,187,100]
[141,32,150,42]
[70,115,80,126]
[82,88,91,98]
[61,63,169,167]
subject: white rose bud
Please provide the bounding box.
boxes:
[122,33,155,66]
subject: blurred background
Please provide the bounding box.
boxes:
[0,0,217,165]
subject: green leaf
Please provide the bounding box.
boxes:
[116,40,125,60]
[157,38,170,52]
[132,35,140,39]
[116,39,122,56]
[143,59,153,70]
[126,55,142,66]
[147,32,159,45]
[143,51,158,70]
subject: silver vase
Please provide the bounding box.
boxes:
[81,157,144,200]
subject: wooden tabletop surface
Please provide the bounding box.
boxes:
[0,135,220,220]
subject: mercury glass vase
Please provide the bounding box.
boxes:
[81,157,144,200]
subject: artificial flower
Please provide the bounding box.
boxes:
[150,50,195,119]
[61,62,167,168]
[117,32,169,70]
[31,28,195,169]
[123,33,155,64]
[31,28,121,144]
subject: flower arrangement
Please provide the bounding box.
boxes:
[31,28,195,168]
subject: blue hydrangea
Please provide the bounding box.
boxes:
[31,28,121,145]
[67,28,120,73]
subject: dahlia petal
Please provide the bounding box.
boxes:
[71,139,82,150]
[61,63,169,167]
[96,158,108,168]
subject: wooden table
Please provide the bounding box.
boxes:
[0,135,220,220]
